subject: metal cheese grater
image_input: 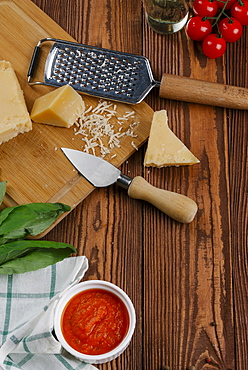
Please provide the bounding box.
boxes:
[27,38,160,104]
[28,37,248,109]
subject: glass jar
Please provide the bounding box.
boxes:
[143,0,189,34]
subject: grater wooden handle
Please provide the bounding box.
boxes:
[159,73,248,110]
[127,176,197,223]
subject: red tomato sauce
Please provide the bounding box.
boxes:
[61,288,130,355]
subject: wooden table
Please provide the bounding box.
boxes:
[32,1,248,369]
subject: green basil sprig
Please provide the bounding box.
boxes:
[0,202,70,244]
[0,240,76,274]
[0,190,76,274]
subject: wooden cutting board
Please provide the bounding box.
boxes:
[0,0,154,236]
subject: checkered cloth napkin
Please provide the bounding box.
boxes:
[0,256,97,370]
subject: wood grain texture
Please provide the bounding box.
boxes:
[0,0,154,235]
[29,1,247,369]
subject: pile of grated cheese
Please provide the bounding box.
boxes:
[74,100,139,157]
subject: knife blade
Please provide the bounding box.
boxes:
[61,148,198,223]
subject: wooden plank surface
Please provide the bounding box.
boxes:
[8,0,248,369]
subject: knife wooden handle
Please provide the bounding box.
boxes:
[159,73,248,110]
[127,176,197,223]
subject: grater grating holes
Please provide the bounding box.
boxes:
[43,41,153,102]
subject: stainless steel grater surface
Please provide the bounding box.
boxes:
[28,38,160,104]
[28,38,248,109]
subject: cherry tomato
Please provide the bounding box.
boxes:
[216,0,236,9]
[231,0,248,25]
[186,16,212,41]
[202,34,227,58]
[193,0,219,16]
[219,17,243,42]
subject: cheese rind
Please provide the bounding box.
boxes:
[0,60,32,144]
[30,84,85,128]
[144,110,200,167]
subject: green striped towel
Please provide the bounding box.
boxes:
[0,256,97,370]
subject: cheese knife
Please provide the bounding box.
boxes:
[61,148,198,223]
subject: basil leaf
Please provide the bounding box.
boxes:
[0,202,74,274]
[0,181,6,205]
[0,239,76,265]
[0,203,71,244]
[0,247,75,274]
[0,247,31,265]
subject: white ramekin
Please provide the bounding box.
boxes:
[54,280,136,364]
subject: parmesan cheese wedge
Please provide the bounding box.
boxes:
[31,84,85,128]
[144,110,200,167]
[0,60,32,145]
